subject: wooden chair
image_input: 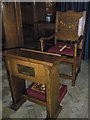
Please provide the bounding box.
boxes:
[40,10,86,86]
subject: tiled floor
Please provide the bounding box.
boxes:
[1,59,88,119]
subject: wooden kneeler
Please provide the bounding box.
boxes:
[26,82,67,104]
[3,48,67,119]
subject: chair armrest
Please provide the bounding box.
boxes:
[40,34,55,51]
[76,35,83,45]
[73,36,83,57]
[40,34,55,42]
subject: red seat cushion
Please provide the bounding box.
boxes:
[26,82,67,104]
[48,42,74,56]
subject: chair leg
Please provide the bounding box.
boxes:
[78,51,82,72]
[72,58,76,86]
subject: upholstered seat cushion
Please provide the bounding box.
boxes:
[26,82,67,103]
[48,42,74,56]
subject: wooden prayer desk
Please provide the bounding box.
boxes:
[3,48,64,118]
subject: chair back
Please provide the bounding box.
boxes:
[55,10,86,41]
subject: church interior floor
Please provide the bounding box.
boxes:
[1,58,88,119]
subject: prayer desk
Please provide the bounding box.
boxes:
[3,48,64,118]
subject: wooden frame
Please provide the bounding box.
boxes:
[40,10,86,86]
[3,48,65,118]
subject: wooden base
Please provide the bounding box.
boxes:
[11,99,26,111]
[23,94,46,106]
[46,105,62,119]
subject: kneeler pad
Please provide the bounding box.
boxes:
[26,82,67,104]
[48,42,74,57]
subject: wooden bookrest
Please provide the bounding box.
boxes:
[3,48,66,119]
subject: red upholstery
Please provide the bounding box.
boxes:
[26,82,67,103]
[48,42,74,56]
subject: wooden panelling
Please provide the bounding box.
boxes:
[2,2,23,48]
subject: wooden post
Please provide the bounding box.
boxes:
[45,64,62,118]
[41,39,44,52]
[5,58,26,110]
